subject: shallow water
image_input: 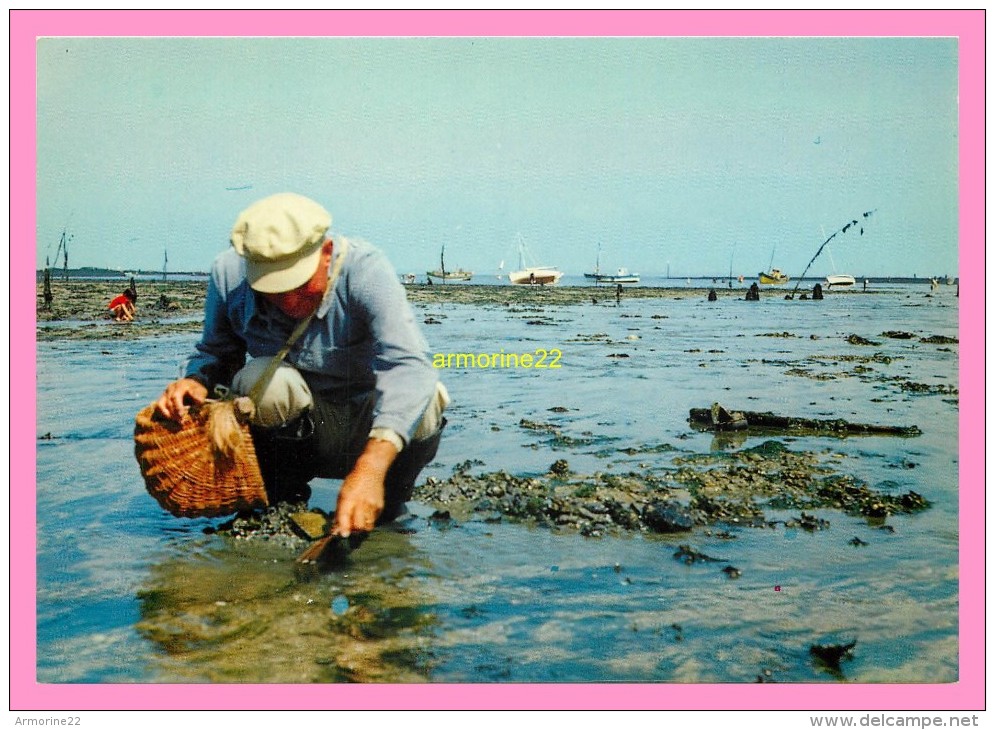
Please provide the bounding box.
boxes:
[35,284,959,683]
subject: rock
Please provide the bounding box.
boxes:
[722,565,742,579]
[862,502,890,518]
[708,402,747,431]
[643,502,694,533]
[549,459,570,477]
[673,544,722,564]
[793,512,830,531]
[289,511,329,540]
[810,640,856,671]
[900,491,929,511]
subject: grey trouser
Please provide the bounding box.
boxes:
[232,359,448,519]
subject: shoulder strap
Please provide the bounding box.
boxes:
[246,237,349,404]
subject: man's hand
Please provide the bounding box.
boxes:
[156,377,209,421]
[332,439,398,537]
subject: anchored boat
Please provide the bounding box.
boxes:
[508,233,563,286]
[825,273,856,289]
[823,245,855,289]
[426,246,473,283]
[584,245,640,284]
[758,268,790,285]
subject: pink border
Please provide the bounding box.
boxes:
[12,10,984,711]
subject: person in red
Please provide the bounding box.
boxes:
[108,289,137,322]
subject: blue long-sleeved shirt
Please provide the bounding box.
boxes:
[185,236,438,446]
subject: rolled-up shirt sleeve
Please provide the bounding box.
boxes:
[349,246,438,446]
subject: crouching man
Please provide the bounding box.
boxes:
[156,193,447,537]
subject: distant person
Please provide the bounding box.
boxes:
[812,282,823,300]
[745,283,760,301]
[707,288,717,302]
[108,289,137,322]
[615,283,623,305]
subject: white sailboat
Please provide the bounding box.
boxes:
[508,233,563,286]
[824,249,855,289]
[825,273,857,288]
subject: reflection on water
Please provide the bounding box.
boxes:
[136,530,437,683]
[35,287,959,683]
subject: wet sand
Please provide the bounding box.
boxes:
[35,279,874,341]
[36,280,208,341]
[34,278,959,683]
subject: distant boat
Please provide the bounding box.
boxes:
[583,245,640,284]
[824,248,854,289]
[401,273,417,285]
[825,273,856,289]
[759,244,789,285]
[426,245,473,283]
[509,266,563,286]
[585,268,639,284]
[758,268,790,285]
[508,233,563,286]
[427,268,472,282]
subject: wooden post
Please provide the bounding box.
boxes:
[43,268,53,310]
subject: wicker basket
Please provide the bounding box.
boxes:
[134,401,268,518]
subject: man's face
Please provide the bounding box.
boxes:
[262,240,332,320]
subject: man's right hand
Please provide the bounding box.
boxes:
[156,378,209,421]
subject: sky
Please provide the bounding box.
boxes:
[35,36,959,279]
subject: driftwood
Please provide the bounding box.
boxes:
[689,407,921,437]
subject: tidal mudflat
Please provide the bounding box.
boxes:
[35,280,958,683]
